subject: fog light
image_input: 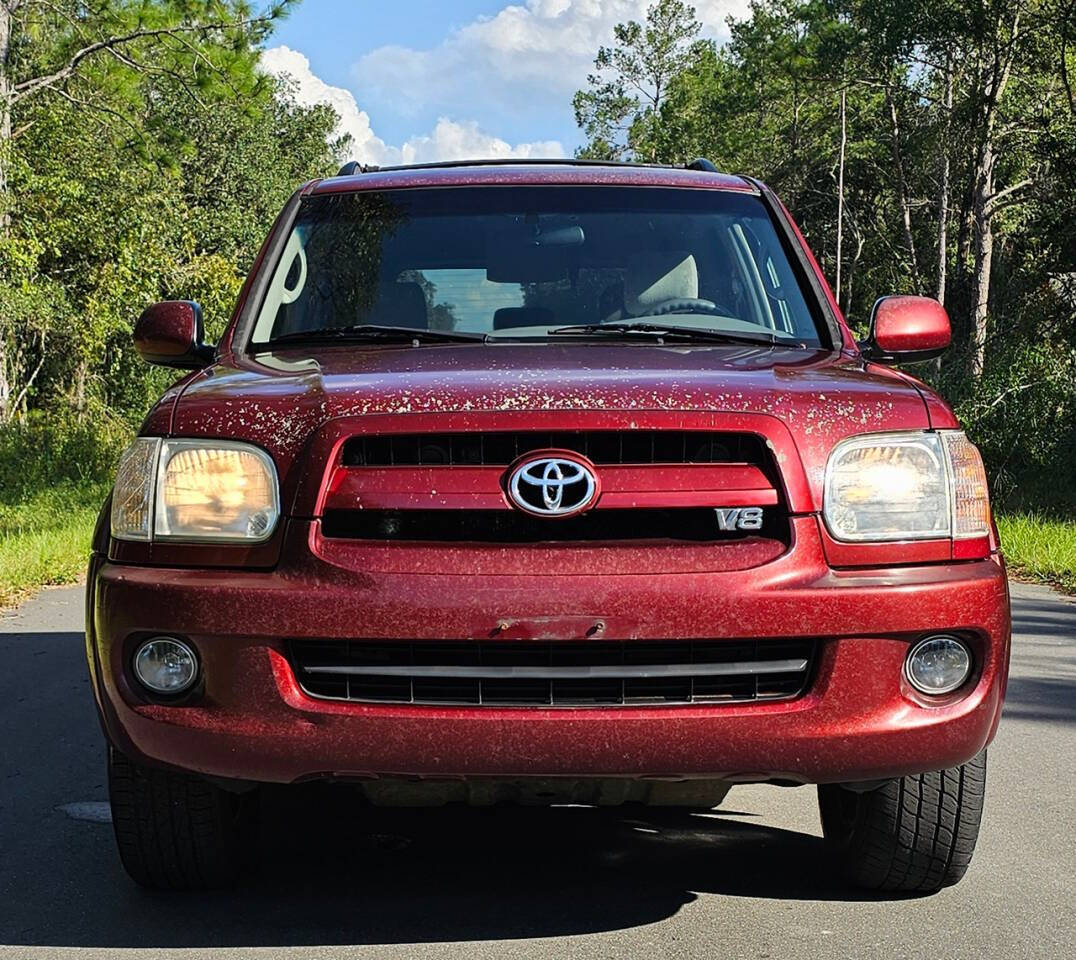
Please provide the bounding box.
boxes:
[905,635,972,695]
[133,637,198,695]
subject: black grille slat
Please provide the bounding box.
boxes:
[291,638,815,707]
[690,675,757,701]
[623,676,692,702]
[321,507,786,543]
[413,676,481,704]
[341,431,767,467]
[348,675,411,702]
[552,678,624,704]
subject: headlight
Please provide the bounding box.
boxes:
[155,440,279,541]
[110,438,279,543]
[823,431,989,543]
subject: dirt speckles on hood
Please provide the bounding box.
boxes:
[166,342,941,503]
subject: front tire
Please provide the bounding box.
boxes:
[818,749,987,893]
[108,747,250,890]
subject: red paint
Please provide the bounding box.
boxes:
[311,163,757,197]
[168,348,928,515]
[133,301,203,365]
[87,162,1010,792]
[818,522,954,568]
[323,459,775,513]
[953,536,992,561]
[870,295,952,357]
[305,520,789,577]
[88,521,1009,784]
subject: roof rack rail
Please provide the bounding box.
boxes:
[331,157,727,176]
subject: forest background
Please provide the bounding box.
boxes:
[1,0,1073,605]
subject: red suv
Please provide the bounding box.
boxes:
[87,159,1009,892]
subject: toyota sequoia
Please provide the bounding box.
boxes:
[87,159,1010,892]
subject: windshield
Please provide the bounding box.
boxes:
[249,186,824,346]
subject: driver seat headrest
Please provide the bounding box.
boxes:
[493,307,554,330]
[623,252,698,316]
[361,281,428,329]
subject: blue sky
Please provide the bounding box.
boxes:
[263,0,750,164]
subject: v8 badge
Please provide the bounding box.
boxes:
[715,507,764,531]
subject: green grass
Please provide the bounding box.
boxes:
[996,512,1076,594]
[0,484,107,609]
[1,482,1073,610]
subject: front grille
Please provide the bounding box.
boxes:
[290,638,814,706]
[342,431,767,467]
[321,507,786,543]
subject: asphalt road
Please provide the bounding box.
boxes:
[1,581,1073,960]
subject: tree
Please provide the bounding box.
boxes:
[572,0,708,161]
[399,270,459,331]
[0,0,291,422]
[574,0,1076,490]
[2,68,342,421]
[957,3,1034,378]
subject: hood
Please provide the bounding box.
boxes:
[165,342,944,504]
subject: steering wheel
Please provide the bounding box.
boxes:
[647,297,738,318]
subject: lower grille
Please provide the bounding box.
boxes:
[290,638,814,706]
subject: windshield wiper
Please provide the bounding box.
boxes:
[548,322,793,347]
[269,324,489,346]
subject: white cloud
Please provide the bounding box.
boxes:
[399,118,564,165]
[353,0,752,129]
[260,46,565,166]
[261,46,396,165]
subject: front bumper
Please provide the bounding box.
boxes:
[87,518,1011,786]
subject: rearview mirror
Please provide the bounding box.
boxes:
[133,301,215,369]
[861,295,951,363]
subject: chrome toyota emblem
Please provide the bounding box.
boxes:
[506,451,599,518]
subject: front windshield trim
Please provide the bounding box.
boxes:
[242,183,833,353]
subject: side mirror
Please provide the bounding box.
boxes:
[861,295,951,363]
[133,301,215,369]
